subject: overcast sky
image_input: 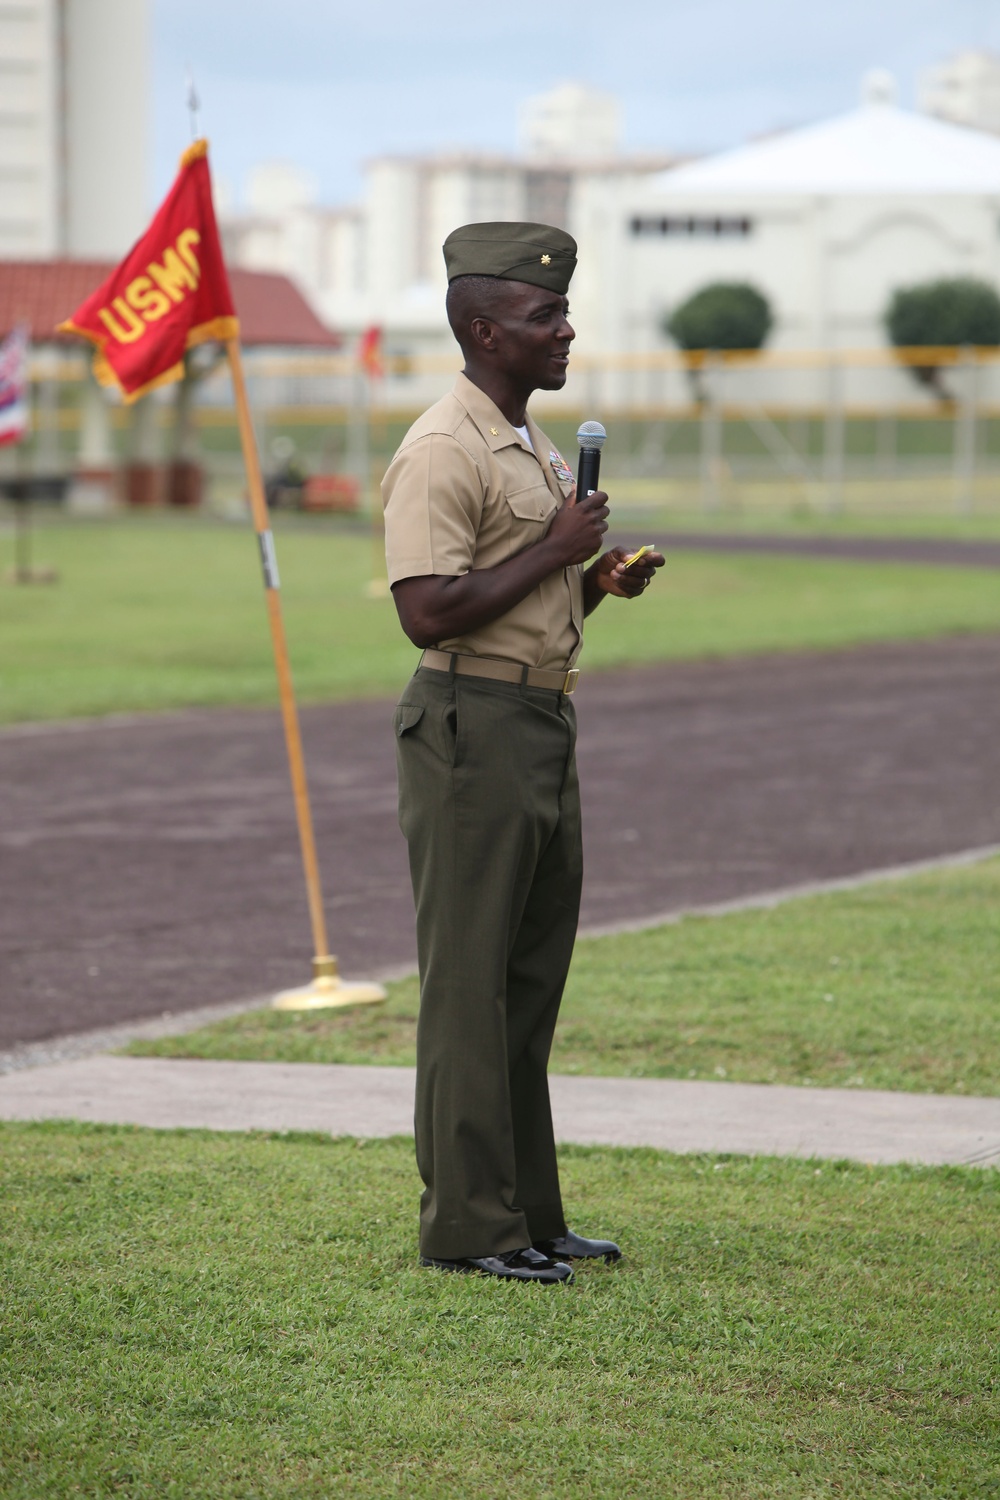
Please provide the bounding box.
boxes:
[151,0,1000,208]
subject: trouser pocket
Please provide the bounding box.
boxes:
[394,704,425,737]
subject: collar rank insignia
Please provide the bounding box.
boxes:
[549,449,575,484]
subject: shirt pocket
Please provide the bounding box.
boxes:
[504,482,558,526]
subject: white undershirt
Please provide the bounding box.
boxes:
[513,423,534,452]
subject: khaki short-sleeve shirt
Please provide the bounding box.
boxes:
[382,373,584,670]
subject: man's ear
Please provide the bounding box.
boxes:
[469,316,497,351]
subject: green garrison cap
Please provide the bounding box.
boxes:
[443,221,577,294]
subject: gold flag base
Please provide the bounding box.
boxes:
[272,954,386,1012]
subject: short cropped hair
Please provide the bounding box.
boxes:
[445,274,520,352]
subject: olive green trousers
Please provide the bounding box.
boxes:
[394,665,583,1260]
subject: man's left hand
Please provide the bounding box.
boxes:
[595,546,665,599]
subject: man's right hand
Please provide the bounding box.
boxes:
[546,488,609,566]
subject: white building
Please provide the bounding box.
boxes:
[592,72,1000,364]
[221,84,680,356]
[519,81,621,160]
[221,67,1000,415]
[0,0,148,258]
[920,50,1000,136]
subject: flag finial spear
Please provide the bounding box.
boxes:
[185,68,200,141]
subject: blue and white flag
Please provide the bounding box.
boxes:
[0,325,29,447]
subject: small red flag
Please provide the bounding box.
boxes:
[58,139,238,402]
[357,325,384,379]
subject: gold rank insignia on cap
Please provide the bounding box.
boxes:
[541,254,552,265]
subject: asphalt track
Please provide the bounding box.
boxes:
[3,630,1000,1050]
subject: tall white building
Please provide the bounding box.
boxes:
[244,161,319,218]
[518,81,621,159]
[0,0,149,259]
[919,50,1000,136]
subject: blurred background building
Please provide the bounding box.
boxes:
[4,12,999,367]
[919,49,1000,134]
[219,68,1000,382]
[597,69,1000,358]
[0,0,148,258]
[4,16,1000,513]
[219,83,681,356]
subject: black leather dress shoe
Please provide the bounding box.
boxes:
[533,1228,622,1263]
[420,1245,574,1284]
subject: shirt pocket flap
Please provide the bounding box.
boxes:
[395,704,425,736]
[504,482,556,522]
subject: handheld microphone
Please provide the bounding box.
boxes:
[576,420,607,499]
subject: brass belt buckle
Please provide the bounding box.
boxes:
[562,668,580,696]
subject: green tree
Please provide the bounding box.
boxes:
[885,276,1000,401]
[664,282,773,400]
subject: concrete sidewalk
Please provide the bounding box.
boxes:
[1,1055,997,1168]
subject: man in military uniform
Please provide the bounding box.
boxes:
[382,221,664,1285]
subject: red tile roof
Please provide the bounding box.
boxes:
[0,260,340,348]
[227,269,340,348]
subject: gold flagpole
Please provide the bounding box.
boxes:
[226,337,385,1011]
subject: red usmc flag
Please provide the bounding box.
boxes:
[59,139,237,402]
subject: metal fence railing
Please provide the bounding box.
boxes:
[3,346,1000,518]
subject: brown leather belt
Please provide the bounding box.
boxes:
[420,648,580,696]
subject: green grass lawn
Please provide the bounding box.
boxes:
[130,857,1000,1098]
[3,513,1000,723]
[2,1123,997,1499]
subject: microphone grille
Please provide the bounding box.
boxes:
[576,419,607,451]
